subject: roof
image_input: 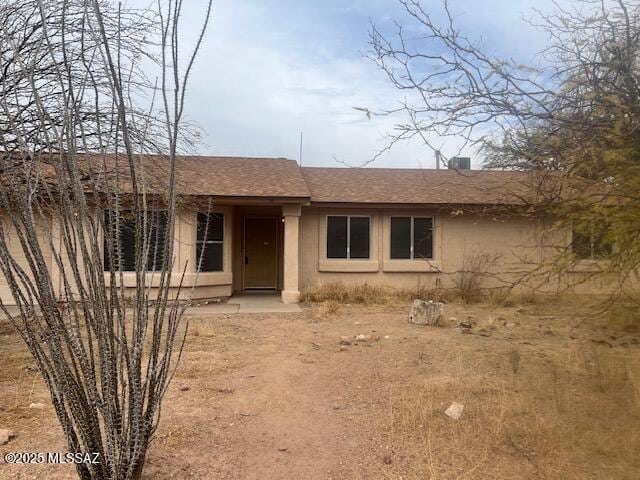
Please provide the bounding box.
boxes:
[5,154,537,205]
[301,167,532,205]
[106,156,535,205]
[87,155,311,199]
[169,156,310,198]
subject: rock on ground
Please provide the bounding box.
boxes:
[444,402,464,420]
[408,300,444,326]
[0,428,14,445]
[354,334,371,342]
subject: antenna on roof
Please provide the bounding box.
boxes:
[299,131,303,166]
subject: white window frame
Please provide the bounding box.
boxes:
[390,216,434,260]
[326,214,371,260]
[196,212,224,272]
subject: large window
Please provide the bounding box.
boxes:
[326,215,370,259]
[390,216,433,259]
[572,222,611,259]
[104,210,168,271]
[196,212,224,272]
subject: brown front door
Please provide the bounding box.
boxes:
[243,217,278,289]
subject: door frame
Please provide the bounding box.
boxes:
[242,215,280,290]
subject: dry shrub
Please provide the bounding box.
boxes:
[453,252,498,303]
[320,300,341,316]
[489,288,575,309]
[513,290,542,305]
[300,281,456,305]
[301,281,385,304]
[186,318,217,341]
[608,303,640,332]
[302,281,578,311]
[412,286,459,303]
[488,287,516,307]
[300,282,345,303]
[488,290,541,307]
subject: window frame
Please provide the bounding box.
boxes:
[390,215,434,260]
[196,212,225,272]
[325,214,371,260]
[571,221,611,260]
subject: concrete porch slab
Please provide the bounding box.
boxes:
[230,294,301,314]
[185,294,301,315]
[185,303,240,315]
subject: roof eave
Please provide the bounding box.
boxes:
[306,201,525,209]
[182,194,311,206]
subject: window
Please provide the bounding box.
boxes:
[326,215,370,259]
[104,210,168,271]
[196,212,224,272]
[572,222,611,259]
[390,216,433,259]
[327,216,347,258]
[390,217,411,259]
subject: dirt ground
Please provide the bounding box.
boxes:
[1,299,639,479]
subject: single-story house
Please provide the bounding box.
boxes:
[0,156,612,305]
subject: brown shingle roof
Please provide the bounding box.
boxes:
[171,156,310,198]
[15,154,537,205]
[301,167,532,205]
[129,158,534,205]
[92,155,311,199]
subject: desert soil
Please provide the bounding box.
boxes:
[1,300,639,479]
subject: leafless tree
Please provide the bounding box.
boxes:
[369,0,640,301]
[0,1,212,479]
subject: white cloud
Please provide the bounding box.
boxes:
[167,0,566,168]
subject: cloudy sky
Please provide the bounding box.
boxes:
[174,0,560,169]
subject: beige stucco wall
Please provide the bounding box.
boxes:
[0,203,630,306]
[0,214,55,305]
[298,206,596,294]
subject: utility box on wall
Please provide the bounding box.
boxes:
[448,157,471,170]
